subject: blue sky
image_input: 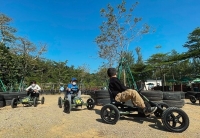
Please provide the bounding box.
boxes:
[0,0,200,73]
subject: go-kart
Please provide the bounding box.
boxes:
[187,91,200,105]
[58,91,95,113]
[100,87,189,133]
[11,89,45,108]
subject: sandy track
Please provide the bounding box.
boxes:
[0,94,200,138]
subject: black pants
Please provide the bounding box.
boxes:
[27,91,39,98]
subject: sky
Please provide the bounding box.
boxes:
[0,0,200,73]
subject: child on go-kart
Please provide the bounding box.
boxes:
[107,68,157,115]
[26,81,41,98]
[65,78,81,103]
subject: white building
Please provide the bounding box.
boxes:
[144,79,162,91]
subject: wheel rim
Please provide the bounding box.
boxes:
[87,99,94,109]
[165,111,187,130]
[102,106,118,123]
[190,96,196,103]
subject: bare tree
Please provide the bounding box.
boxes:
[95,0,152,66]
[11,37,47,84]
[0,13,16,44]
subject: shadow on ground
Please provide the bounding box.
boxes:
[185,102,200,106]
[95,108,167,132]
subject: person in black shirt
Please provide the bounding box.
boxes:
[107,68,157,115]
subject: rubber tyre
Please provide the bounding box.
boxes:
[189,95,196,103]
[161,107,189,132]
[63,99,71,114]
[96,98,110,106]
[95,90,110,98]
[162,91,185,99]
[154,102,169,117]
[41,97,45,104]
[3,94,19,100]
[86,98,95,110]
[5,100,12,106]
[163,92,181,100]
[33,97,37,107]
[11,98,18,108]
[100,104,120,124]
[162,100,185,108]
[0,101,4,107]
[58,97,60,105]
[0,94,4,101]
[141,91,163,101]
[180,92,186,99]
[144,96,163,101]
[58,97,62,108]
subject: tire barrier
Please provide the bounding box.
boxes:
[141,91,185,108]
[96,98,110,106]
[0,92,27,107]
[90,90,186,108]
[162,92,185,108]
[162,99,185,108]
[141,91,163,101]
[180,92,186,99]
[163,92,181,100]
[91,90,110,106]
[0,94,4,107]
[0,101,4,107]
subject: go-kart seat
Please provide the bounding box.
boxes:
[27,89,40,98]
[108,88,124,105]
[108,88,139,113]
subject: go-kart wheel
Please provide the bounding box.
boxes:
[100,104,120,124]
[41,97,45,104]
[11,98,18,108]
[86,98,95,110]
[154,102,169,117]
[33,97,38,107]
[189,96,196,103]
[58,97,62,108]
[161,107,189,132]
[63,99,71,114]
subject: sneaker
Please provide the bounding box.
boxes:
[143,107,157,115]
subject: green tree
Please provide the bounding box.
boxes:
[52,60,69,84]
[181,27,200,61]
[0,42,22,91]
[184,27,200,54]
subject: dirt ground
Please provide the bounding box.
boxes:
[0,94,200,138]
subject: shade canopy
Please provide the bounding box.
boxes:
[193,78,200,83]
[179,77,193,83]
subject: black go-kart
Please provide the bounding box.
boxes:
[58,91,95,113]
[100,88,189,133]
[187,91,200,105]
[11,89,45,108]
